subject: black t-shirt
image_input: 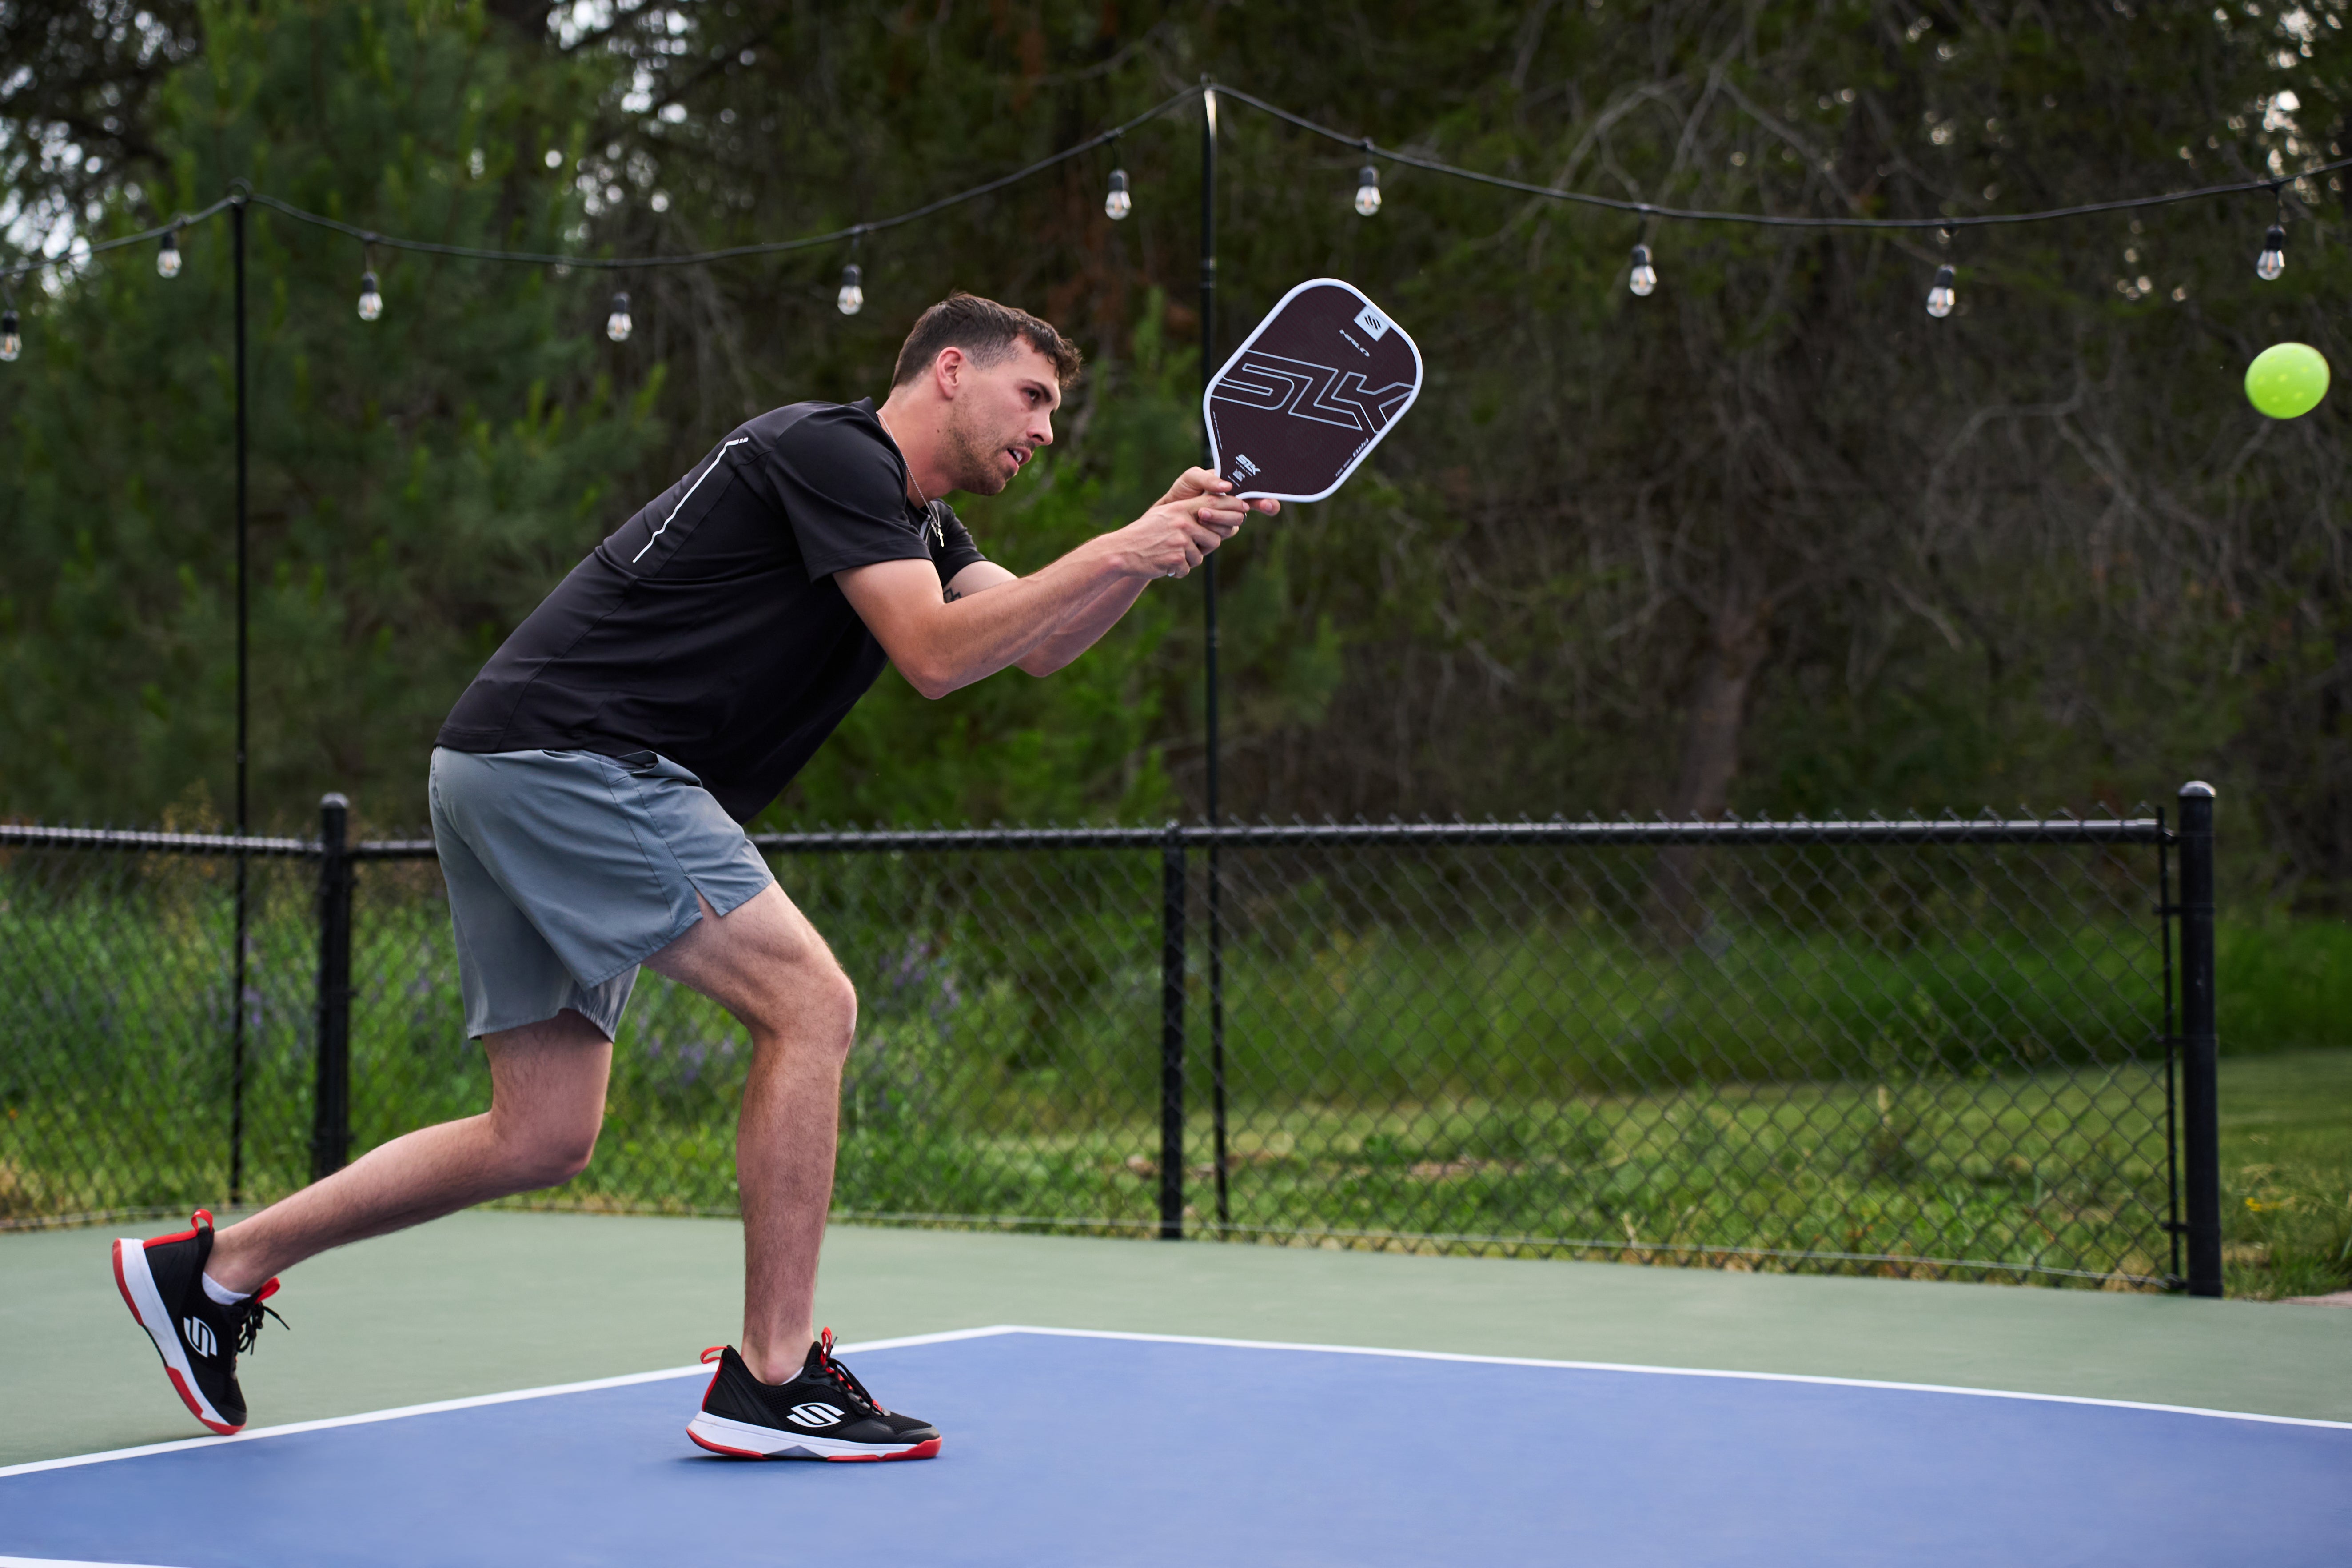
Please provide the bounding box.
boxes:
[436,398,985,822]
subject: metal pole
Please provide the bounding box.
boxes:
[2157,806,2181,1287]
[1200,80,1231,1229]
[1158,823,1187,1239]
[310,793,354,1182]
[229,194,250,1205]
[2177,781,2222,1297]
[1200,81,1220,824]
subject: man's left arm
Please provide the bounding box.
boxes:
[952,471,1280,678]
[940,562,1144,677]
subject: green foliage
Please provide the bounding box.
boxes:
[2218,916,2352,1053]
[0,0,658,826]
[6,0,2352,887]
[6,837,2341,1295]
[2218,1050,2352,1300]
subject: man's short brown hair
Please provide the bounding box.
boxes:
[890,291,1084,391]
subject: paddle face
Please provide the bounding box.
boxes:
[1203,279,1423,503]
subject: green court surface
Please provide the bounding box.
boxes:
[4,1215,2347,1469]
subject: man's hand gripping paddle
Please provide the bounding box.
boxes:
[1203,278,1424,504]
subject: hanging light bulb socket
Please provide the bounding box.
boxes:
[2257,223,2287,281]
[1926,263,1957,318]
[1105,168,1132,222]
[157,224,182,279]
[606,290,633,342]
[357,241,383,321]
[1629,242,1658,297]
[0,303,19,363]
[1354,163,1382,218]
[837,261,865,317]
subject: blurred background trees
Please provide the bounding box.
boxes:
[1,0,2345,910]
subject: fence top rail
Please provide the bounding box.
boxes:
[351,839,438,861]
[0,824,321,857]
[2,815,2172,860]
[749,817,2172,851]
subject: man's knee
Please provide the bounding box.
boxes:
[805,958,858,1054]
[755,951,856,1057]
[494,1107,602,1187]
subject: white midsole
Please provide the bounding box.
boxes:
[114,1236,226,1429]
[686,1410,928,1458]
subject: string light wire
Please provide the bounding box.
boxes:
[1209,84,2352,233]
[0,84,2343,301]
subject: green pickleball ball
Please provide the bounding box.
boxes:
[2245,342,2330,419]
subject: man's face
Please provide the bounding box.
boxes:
[939,340,1061,495]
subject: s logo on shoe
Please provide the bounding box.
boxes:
[787,1402,844,1428]
[182,1317,217,1357]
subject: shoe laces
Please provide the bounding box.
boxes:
[812,1328,887,1415]
[230,1280,287,1357]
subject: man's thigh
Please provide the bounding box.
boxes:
[643,885,851,1036]
[480,1008,616,1121]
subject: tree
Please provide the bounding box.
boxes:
[0,0,659,826]
[4,0,2346,911]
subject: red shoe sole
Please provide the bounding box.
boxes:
[686,1426,941,1461]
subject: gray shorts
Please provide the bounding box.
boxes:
[427,746,777,1040]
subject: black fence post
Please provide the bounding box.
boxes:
[1159,823,1187,1240]
[2177,781,2222,1298]
[310,793,355,1183]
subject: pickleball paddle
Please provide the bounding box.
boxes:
[1203,278,1423,503]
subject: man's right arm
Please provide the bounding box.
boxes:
[1004,468,1280,676]
[837,479,1248,699]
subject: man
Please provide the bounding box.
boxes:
[112,292,1275,1460]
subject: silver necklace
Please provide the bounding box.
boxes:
[877,408,943,546]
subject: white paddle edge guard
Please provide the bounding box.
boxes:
[1201,276,1423,504]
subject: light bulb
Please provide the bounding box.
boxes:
[1354,165,1382,218]
[606,291,632,342]
[2256,224,2286,281]
[157,229,182,279]
[1926,264,1956,318]
[0,307,18,362]
[1105,168,1132,221]
[1629,243,1657,297]
[357,270,383,321]
[837,262,864,316]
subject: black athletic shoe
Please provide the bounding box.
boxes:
[112,1209,286,1435]
[687,1330,942,1461]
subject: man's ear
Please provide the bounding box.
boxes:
[934,347,966,399]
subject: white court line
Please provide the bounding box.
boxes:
[991,1325,2352,1432]
[0,1326,1015,1481]
[5,1320,2343,1488]
[0,1559,189,1568]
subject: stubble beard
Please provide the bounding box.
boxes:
[940,405,1016,496]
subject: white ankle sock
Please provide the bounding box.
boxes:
[200,1271,250,1306]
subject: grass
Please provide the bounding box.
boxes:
[2216,917,2352,1052]
[2,847,2345,1299]
[2216,1050,2352,1301]
[827,1065,2180,1289]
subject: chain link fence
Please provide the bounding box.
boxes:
[1,794,2220,1291]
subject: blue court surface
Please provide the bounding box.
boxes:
[3,1325,2345,1568]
